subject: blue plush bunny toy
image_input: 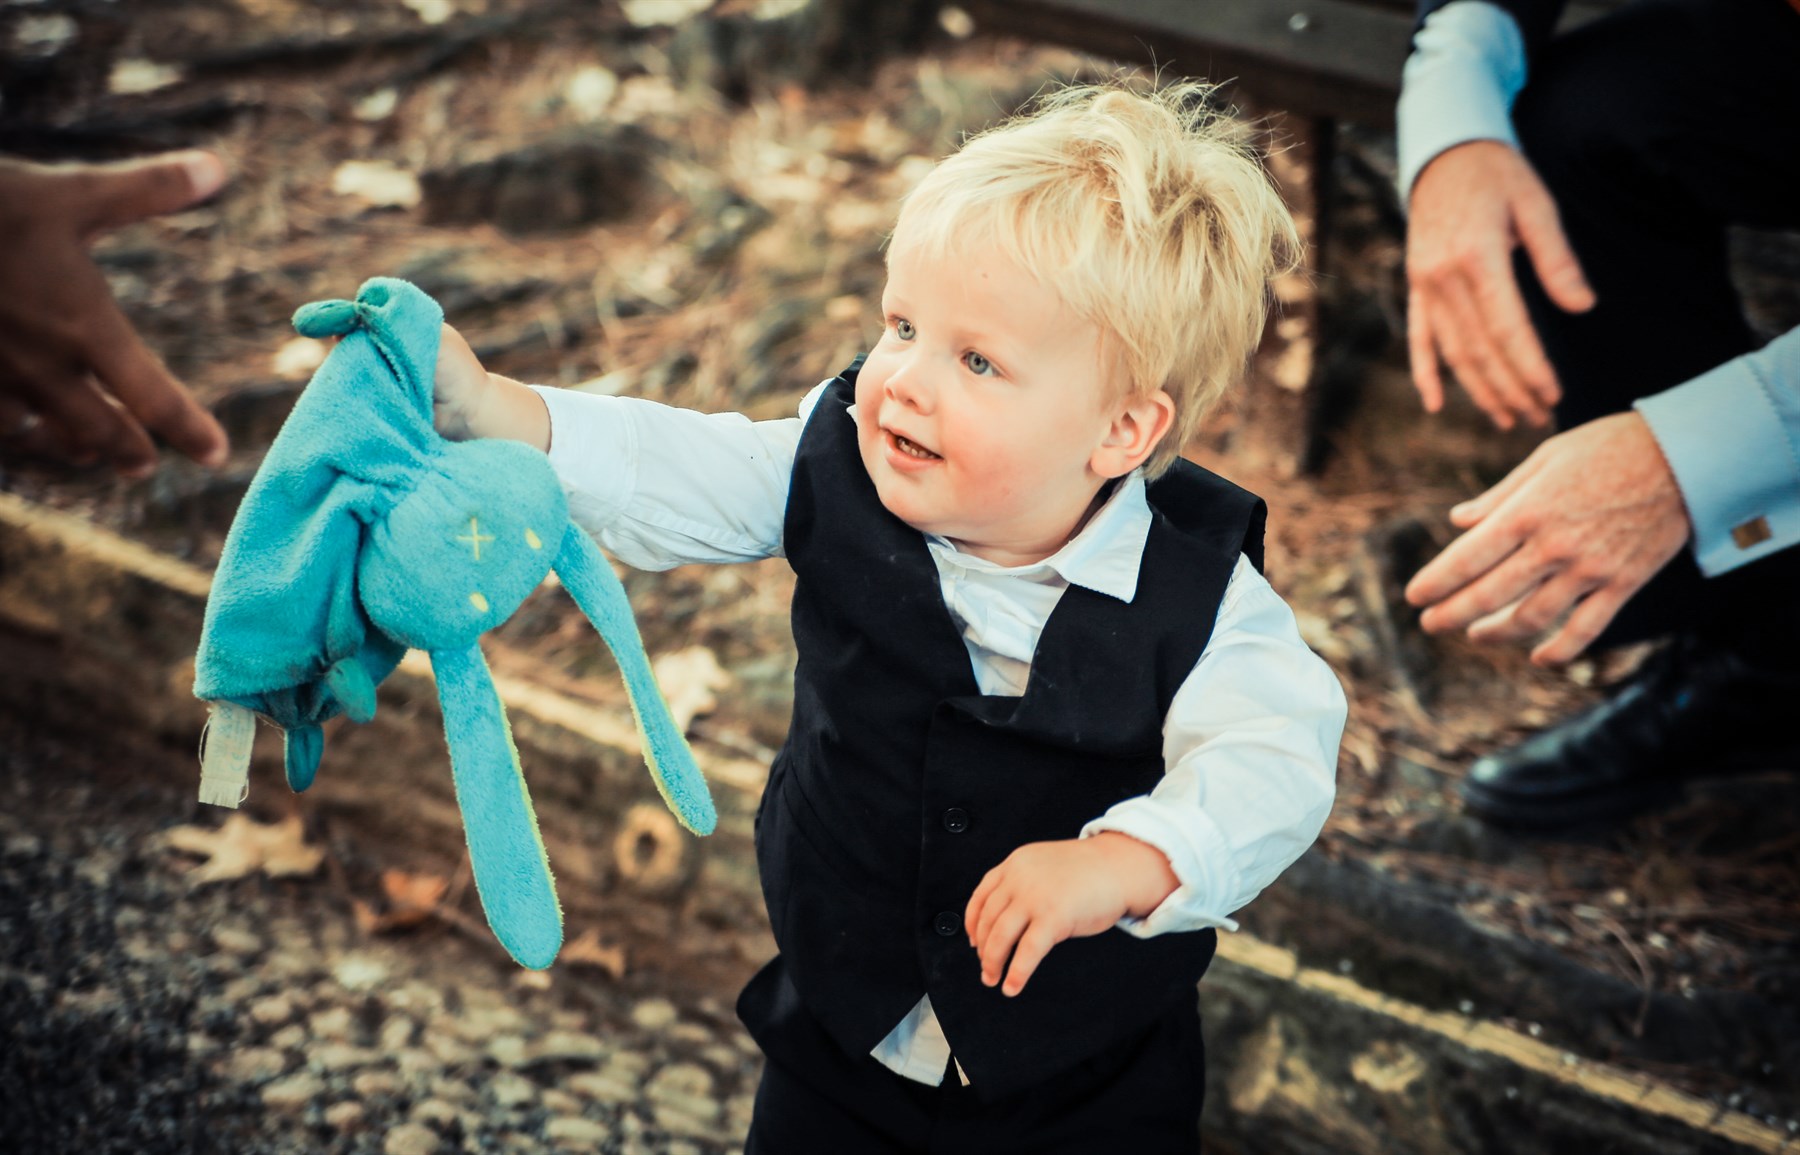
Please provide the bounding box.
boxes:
[193,277,715,969]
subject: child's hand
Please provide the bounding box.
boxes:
[431,323,552,451]
[964,833,1180,997]
[433,323,491,441]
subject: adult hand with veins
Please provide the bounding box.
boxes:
[1405,140,1597,431]
[0,150,232,477]
[1405,411,1692,665]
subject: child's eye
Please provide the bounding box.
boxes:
[894,318,916,340]
[964,351,996,376]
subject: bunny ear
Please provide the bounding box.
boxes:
[429,644,562,970]
[285,724,324,792]
[552,527,717,837]
[324,657,378,724]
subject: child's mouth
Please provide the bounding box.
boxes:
[890,431,941,460]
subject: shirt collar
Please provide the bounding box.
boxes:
[925,472,1151,604]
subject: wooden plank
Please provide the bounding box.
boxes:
[962,0,1415,123]
[961,0,1624,126]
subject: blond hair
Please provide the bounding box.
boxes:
[892,80,1301,477]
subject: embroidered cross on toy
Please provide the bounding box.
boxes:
[192,277,715,969]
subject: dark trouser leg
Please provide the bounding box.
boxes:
[1509,0,1800,647]
[938,1002,1206,1155]
[738,957,936,1154]
[738,954,1207,1154]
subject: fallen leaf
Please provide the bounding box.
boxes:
[353,88,399,122]
[938,5,975,38]
[651,645,731,732]
[352,868,451,935]
[15,14,77,54]
[562,928,627,980]
[109,59,182,96]
[161,813,324,885]
[621,0,712,28]
[382,868,450,926]
[400,0,454,24]
[331,160,421,209]
[565,65,619,121]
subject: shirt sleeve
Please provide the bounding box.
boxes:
[1633,326,1800,577]
[1396,0,1529,200]
[1080,555,1346,936]
[529,381,830,570]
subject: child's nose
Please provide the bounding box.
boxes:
[884,357,934,412]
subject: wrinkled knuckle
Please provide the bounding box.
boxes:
[1407,253,1446,281]
[1448,244,1488,273]
[1462,589,1500,619]
[1571,558,1613,586]
[1538,531,1578,563]
[1516,535,1554,569]
[1421,263,1458,291]
[1515,604,1554,632]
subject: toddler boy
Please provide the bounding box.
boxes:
[433,81,1345,1153]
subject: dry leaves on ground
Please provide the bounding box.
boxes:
[352,868,453,936]
[562,927,628,980]
[160,812,324,884]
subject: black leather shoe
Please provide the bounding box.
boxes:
[1460,636,1800,829]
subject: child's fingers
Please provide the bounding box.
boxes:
[979,892,1022,971]
[964,868,1001,943]
[1001,925,1060,997]
[971,879,1014,953]
[978,904,1031,987]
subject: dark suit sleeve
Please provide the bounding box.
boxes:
[1415,0,1569,64]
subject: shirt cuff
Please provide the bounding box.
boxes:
[1396,1,1528,200]
[1634,340,1800,577]
[1081,801,1241,937]
[529,385,639,536]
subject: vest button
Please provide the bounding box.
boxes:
[934,911,960,937]
[942,807,969,834]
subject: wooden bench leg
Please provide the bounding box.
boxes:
[1240,110,1335,479]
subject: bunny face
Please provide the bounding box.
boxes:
[359,438,567,652]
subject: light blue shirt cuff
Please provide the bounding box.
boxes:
[1396,0,1529,201]
[1634,327,1800,577]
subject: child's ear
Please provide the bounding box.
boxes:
[1091,389,1175,479]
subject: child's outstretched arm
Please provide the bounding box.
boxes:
[433,323,550,450]
[964,833,1181,997]
[433,321,821,571]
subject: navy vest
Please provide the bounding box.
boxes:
[756,360,1265,1096]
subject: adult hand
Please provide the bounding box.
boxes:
[1406,140,1596,431]
[1404,412,1691,665]
[0,150,231,477]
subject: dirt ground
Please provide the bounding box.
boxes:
[0,628,772,1154]
[4,0,1800,1137]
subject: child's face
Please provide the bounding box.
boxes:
[855,229,1153,567]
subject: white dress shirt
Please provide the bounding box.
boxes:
[532,380,1346,1085]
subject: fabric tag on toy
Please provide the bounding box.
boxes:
[198,700,257,808]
